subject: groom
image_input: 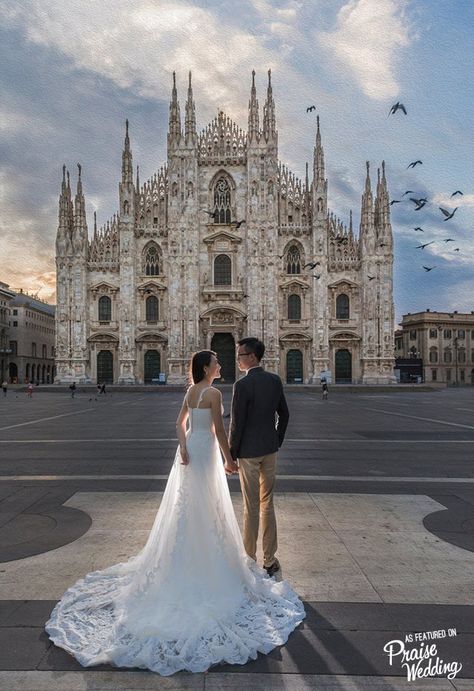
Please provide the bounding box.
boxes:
[229,337,289,577]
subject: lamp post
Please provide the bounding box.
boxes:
[0,327,12,383]
[453,336,458,386]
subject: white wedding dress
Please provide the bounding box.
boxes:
[45,387,305,675]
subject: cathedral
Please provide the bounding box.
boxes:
[55,70,395,385]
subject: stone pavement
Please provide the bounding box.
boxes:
[0,388,473,689]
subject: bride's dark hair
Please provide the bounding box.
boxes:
[188,350,216,386]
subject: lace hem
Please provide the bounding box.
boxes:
[45,567,305,676]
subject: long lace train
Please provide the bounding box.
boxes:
[45,408,305,675]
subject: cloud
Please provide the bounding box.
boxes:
[2,1,277,123]
[317,0,416,100]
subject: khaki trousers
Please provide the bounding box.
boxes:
[238,452,277,567]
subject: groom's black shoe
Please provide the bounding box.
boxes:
[264,559,281,578]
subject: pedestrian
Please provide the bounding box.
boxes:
[69,381,77,398]
[27,382,34,398]
[99,382,106,394]
[2,380,7,397]
[321,378,329,401]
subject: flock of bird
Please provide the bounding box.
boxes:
[198,101,464,283]
[387,101,463,273]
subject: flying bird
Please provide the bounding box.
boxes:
[413,227,424,232]
[378,243,388,248]
[453,248,460,252]
[306,105,316,112]
[444,238,455,243]
[416,242,434,249]
[439,207,458,221]
[423,266,436,271]
[407,160,423,168]
[201,209,218,219]
[231,219,246,228]
[303,262,321,269]
[402,191,414,196]
[410,197,427,210]
[451,190,463,197]
[390,200,401,205]
[388,102,407,116]
[367,275,376,281]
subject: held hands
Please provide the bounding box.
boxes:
[180,446,190,465]
[224,458,239,475]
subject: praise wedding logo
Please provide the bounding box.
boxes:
[383,629,463,681]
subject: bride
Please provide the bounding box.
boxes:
[45,350,305,676]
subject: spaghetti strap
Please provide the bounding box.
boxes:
[196,386,211,409]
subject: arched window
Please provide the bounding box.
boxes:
[214,254,232,285]
[444,349,452,363]
[213,178,231,223]
[98,295,111,321]
[429,347,438,363]
[146,295,159,322]
[144,245,161,276]
[288,294,301,320]
[286,246,301,274]
[336,294,350,319]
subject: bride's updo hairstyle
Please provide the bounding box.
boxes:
[188,350,217,386]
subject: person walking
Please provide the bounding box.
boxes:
[229,337,289,578]
[27,382,34,398]
[2,380,7,397]
[321,378,329,401]
[69,382,77,399]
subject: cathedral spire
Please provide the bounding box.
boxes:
[121,119,133,185]
[168,71,181,151]
[376,160,392,247]
[75,163,86,226]
[73,163,87,253]
[313,115,325,185]
[248,70,259,142]
[136,165,140,192]
[263,68,276,142]
[185,70,197,144]
[360,161,375,254]
[58,165,68,231]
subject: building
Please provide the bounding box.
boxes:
[0,281,16,384]
[397,310,474,385]
[8,290,56,384]
[55,70,395,385]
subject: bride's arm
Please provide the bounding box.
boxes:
[210,390,239,474]
[175,395,190,465]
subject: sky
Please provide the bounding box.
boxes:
[0,0,473,325]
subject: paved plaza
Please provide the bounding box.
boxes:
[0,386,473,689]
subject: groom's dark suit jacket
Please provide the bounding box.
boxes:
[229,366,289,460]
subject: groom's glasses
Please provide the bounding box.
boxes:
[236,351,252,359]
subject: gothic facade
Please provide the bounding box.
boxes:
[55,70,395,385]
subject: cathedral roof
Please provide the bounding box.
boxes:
[198,111,247,165]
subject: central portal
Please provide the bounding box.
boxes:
[211,332,236,383]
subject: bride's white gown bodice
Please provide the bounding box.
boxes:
[45,388,305,675]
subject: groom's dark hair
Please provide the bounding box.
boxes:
[237,337,265,362]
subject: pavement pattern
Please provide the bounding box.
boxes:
[0,385,473,690]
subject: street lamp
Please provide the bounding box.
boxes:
[453,336,458,386]
[0,327,12,383]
